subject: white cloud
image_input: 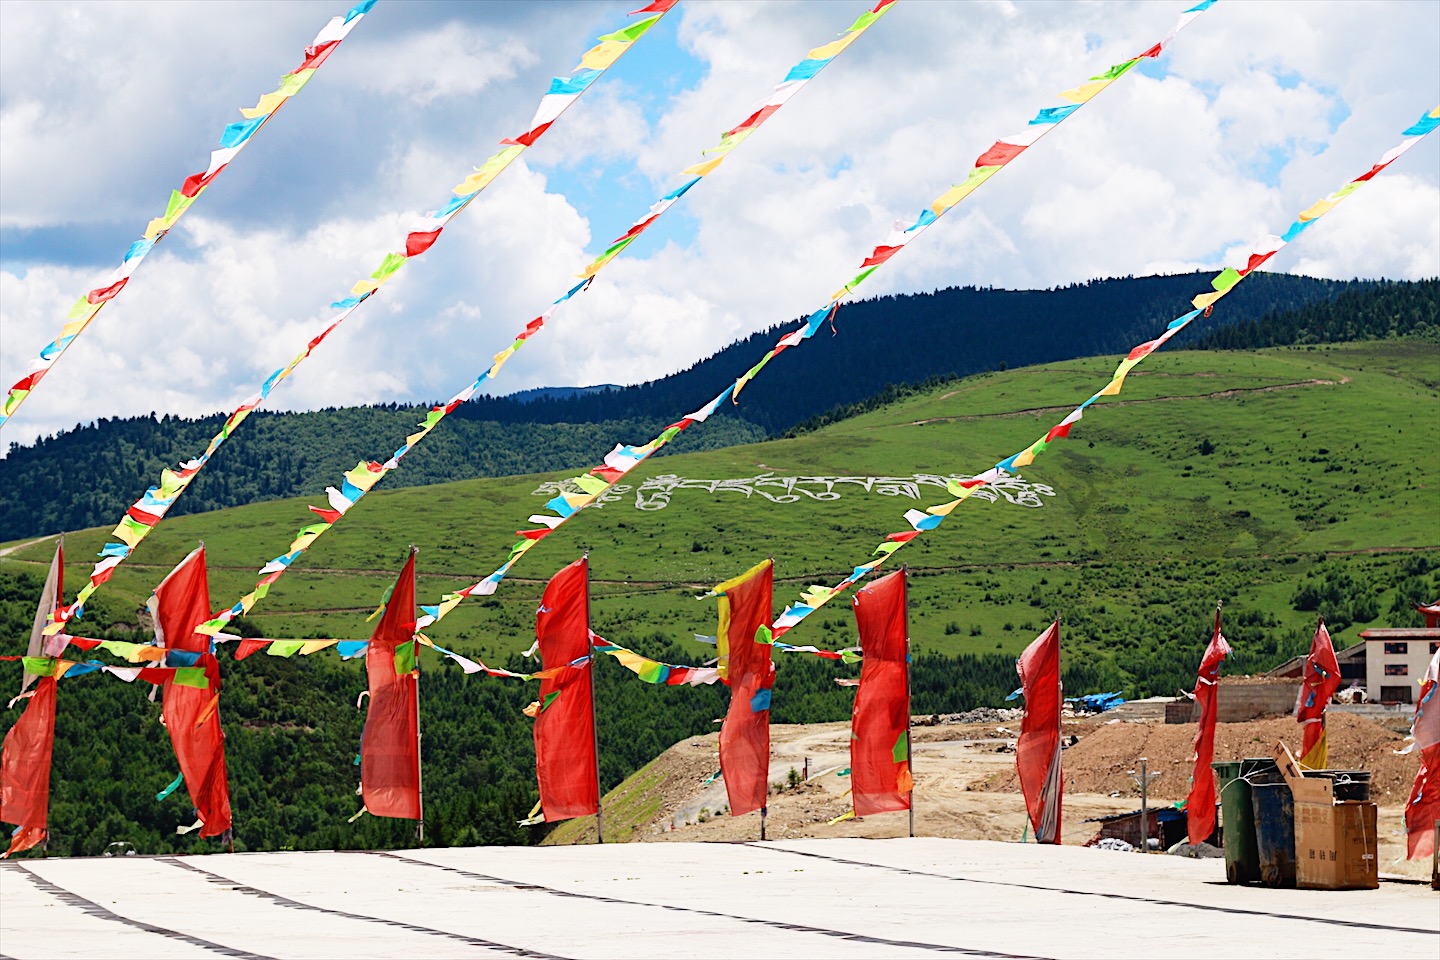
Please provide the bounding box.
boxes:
[2,0,1437,451]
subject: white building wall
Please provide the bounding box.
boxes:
[1365,637,1440,703]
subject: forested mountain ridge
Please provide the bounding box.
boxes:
[3,271,1417,541]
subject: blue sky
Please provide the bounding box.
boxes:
[1,0,1436,446]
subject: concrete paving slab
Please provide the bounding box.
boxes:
[2,838,1434,960]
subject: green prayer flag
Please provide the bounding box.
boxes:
[893,731,909,763]
[393,641,416,676]
[155,772,185,802]
[573,474,609,495]
[163,189,195,220]
[21,657,55,677]
[1090,58,1138,82]
[847,9,881,31]
[1211,266,1242,292]
[370,252,407,281]
[267,640,306,658]
[66,296,95,320]
[600,15,660,43]
[540,690,561,712]
[172,667,209,689]
[849,266,878,289]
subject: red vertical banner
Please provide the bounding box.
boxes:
[717,559,774,818]
[1405,649,1440,860]
[362,551,421,821]
[1186,607,1230,844]
[0,675,57,857]
[1295,618,1341,769]
[533,557,599,821]
[1016,621,1062,844]
[850,568,911,817]
[152,546,232,838]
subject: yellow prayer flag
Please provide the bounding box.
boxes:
[1190,290,1224,311]
[1059,79,1109,104]
[240,91,288,119]
[112,521,146,549]
[681,157,724,178]
[579,40,627,70]
[1298,197,1338,222]
[807,32,860,61]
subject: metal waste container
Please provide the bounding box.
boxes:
[1213,760,1258,884]
[1248,758,1296,888]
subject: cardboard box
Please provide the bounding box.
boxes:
[1295,801,1379,890]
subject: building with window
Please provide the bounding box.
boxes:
[1357,605,1440,703]
[1266,602,1440,703]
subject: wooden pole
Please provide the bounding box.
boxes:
[585,552,603,845]
[411,546,424,847]
[761,553,773,843]
[903,565,914,839]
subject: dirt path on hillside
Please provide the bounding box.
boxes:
[546,714,1430,881]
[910,378,1343,427]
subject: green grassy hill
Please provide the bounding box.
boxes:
[7,341,1436,661]
[3,340,1436,855]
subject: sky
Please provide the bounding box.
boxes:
[1,0,1437,447]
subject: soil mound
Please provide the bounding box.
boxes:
[979,712,1416,803]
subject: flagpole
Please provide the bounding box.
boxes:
[761,554,773,843]
[585,552,603,845]
[1315,611,1325,749]
[903,565,914,839]
[411,546,424,846]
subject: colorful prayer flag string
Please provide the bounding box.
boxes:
[0,0,377,429]
[199,0,897,637]
[43,2,675,638]
[0,655,207,688]
[767,103,1440,638]
[406,0,1212,630]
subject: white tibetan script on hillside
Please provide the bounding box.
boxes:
[531,473,1056,512]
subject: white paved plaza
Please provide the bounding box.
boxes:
[1,838,1435,959]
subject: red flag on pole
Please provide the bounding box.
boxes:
[1186,606,1231,844]
[1,675,56,858]
[1404,648,1440,860]
[361,551,421,821]
[152,546,231,838]
[717,559,774,818]
[851,569,911,817]
[533,557,599,822]
[1295,618,1341,769]
[1016,621,1062,844]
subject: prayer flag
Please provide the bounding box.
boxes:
[0,676,56,858]
[533,557,599,821]
[717,560,775,818]
[152,547,232,838]
[1295,618,1341,769]
[1016,621,1062,844]
[850,569,911,817]
[1405,648,1440,860]
[1186,607,1230,844]
[361,551,421,821]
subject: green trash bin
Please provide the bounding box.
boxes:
[1214,759,1259,884]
